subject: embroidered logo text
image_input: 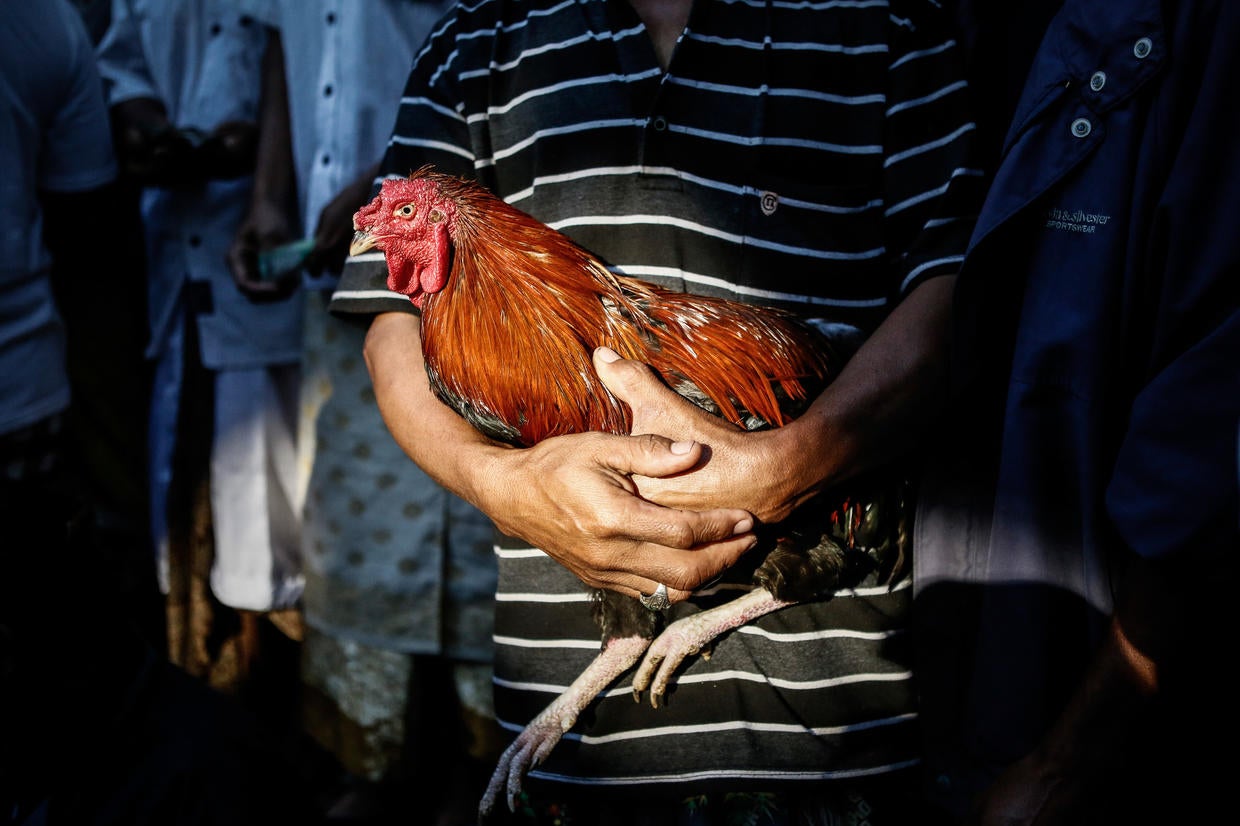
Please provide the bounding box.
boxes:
[1045,207,1111,234]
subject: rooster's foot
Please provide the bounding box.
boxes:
[477,714,567,820]
[478,635,653,821]
[630,618,707,707]
[632,589,788,708]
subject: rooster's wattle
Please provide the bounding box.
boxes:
[350,165,907,817]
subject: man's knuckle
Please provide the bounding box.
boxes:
[617,359,648,382]
[577,572,605,589]
[632,433,665,453]
[665,522,696,548]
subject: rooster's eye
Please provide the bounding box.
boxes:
[396,204,415,218]
[428,209,444,223]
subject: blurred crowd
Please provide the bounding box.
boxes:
[2,1,498,824]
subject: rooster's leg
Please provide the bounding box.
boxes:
[479,634,653,820]
[631,588,792,708]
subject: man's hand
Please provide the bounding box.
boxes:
[593,347,811,524]
[480,429,758,602]
[364,312,756,603]
[110,97,199,188]
[969,563,1170,825]
[198,119,259,180]
[304,167,378,278]
[966,750,1074,826]
[227,198,299,301]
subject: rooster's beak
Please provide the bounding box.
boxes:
[349,229,378,257]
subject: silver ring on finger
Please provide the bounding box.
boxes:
[638,582,671,612]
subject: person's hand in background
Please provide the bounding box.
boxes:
[198,119,259,181]
[228,197,299,301]
[110,97,199,188]
[303,164,380,279]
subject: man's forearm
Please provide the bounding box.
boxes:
[592,275,956,524]
[785,274,955,495]
[364,310,510,508]
[1039,556,1169,764]
[971,557,1176,824]
[250,31,295,208]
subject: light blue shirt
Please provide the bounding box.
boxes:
[245,0,452,287]
[96,0,302,369]
[243,0,495,658]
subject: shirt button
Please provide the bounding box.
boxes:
[1071,117,1092,138]
[323,84,333,97]
[1133,37,1153,59]
[1089,71,1107,92]
[189,235,202,248]
[651,115,667,131]
[326,11,336,25]
[321,154,331,166]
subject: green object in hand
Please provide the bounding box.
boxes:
[257,239,315,281]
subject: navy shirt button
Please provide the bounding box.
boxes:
[651,115,667,131]
[1089,71,1107,92]
[326,11,337,25]
[1071,117,1092,138]
[1133,37,1153,59]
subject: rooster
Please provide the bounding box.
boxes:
[350,165,907,817]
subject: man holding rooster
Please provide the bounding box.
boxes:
[333,0,978,822]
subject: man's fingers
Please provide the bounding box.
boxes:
[594,347,697,435]
[599,495,757,593]
[630,580,692,606]
[607,533,758,601]
[653,533,758,591]
[595,430,703,481]
[588,434,754,544]
[623,495,753,550]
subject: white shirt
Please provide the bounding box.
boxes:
[96,0,302,369]
[245,0,453,287]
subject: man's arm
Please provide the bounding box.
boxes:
[965,557,1182,825]
[363,311,759,602]
[228,29,299,300]
[599,274,955,524]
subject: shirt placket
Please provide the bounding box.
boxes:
[310,6,343,216]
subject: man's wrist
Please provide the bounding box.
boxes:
[457,441,518,521]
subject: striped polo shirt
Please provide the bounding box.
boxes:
[331,0,981,802]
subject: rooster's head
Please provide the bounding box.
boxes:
[350,166,460,309]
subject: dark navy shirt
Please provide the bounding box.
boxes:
[915,0,1240,814]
